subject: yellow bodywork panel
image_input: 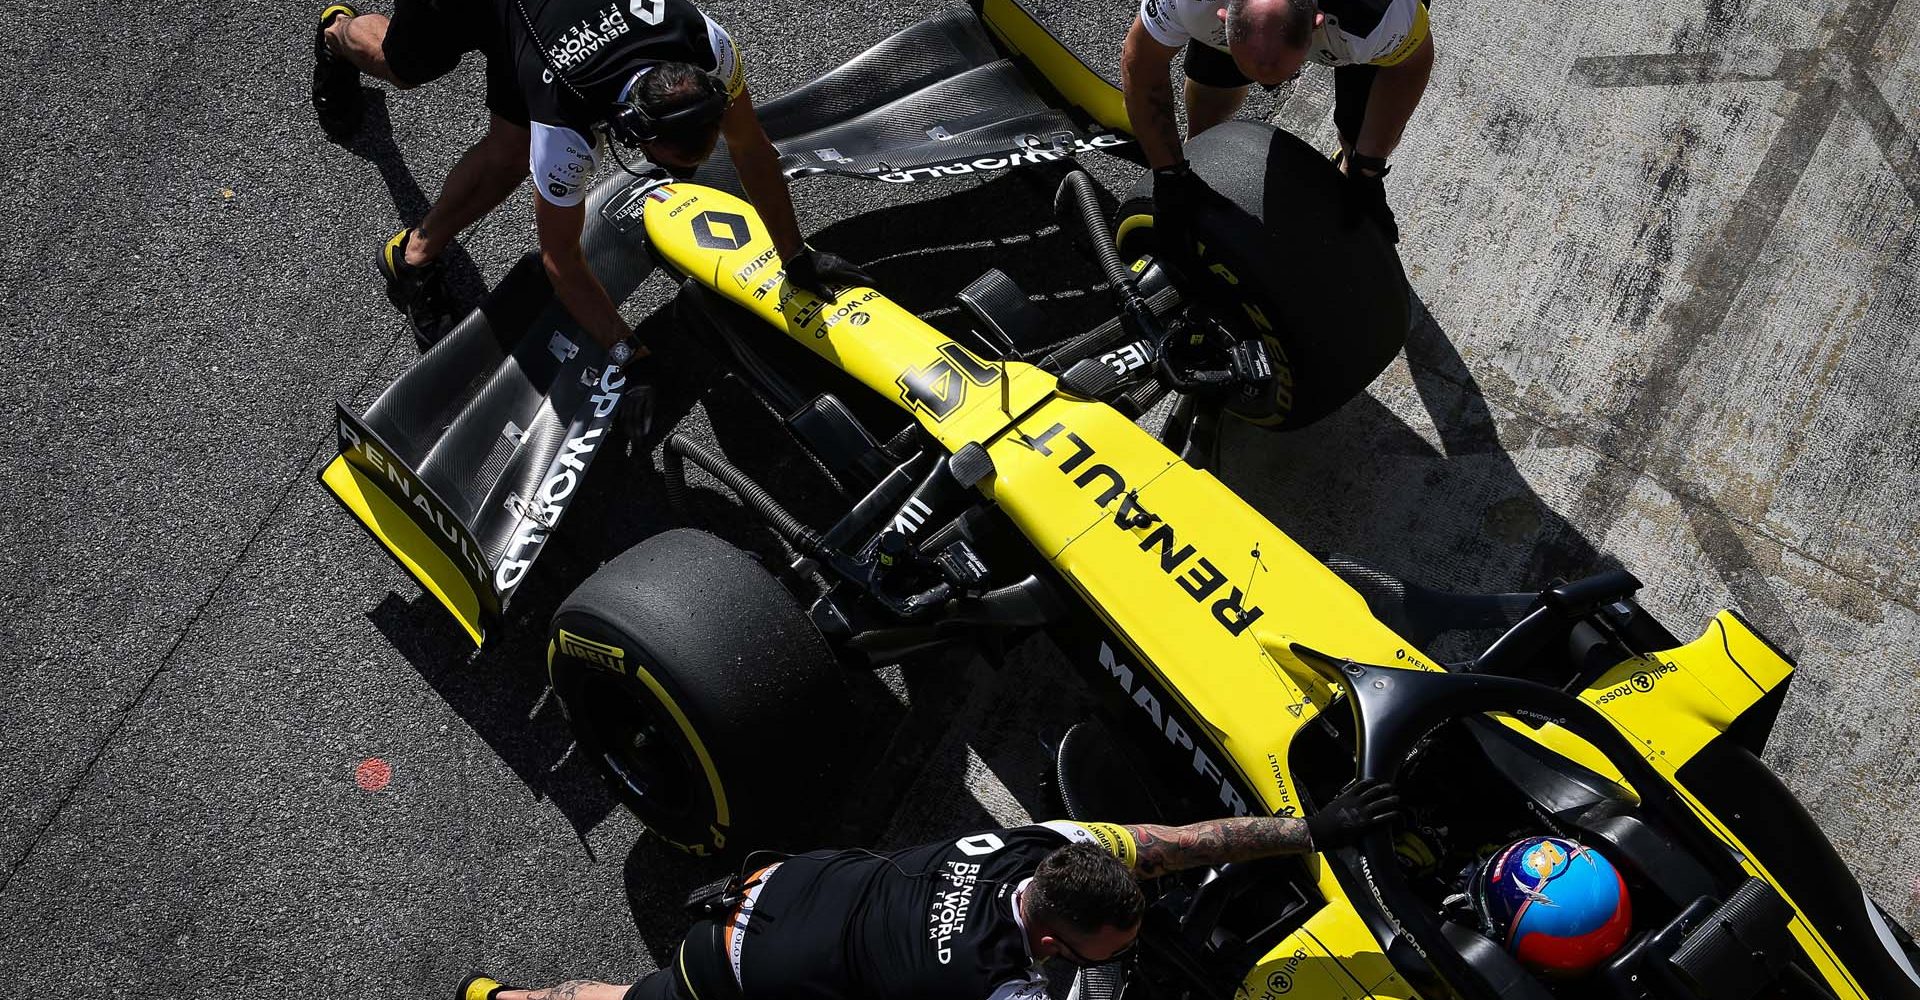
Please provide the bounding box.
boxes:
[648,183,1419,820]
[982,414,1420,814]
[1569,615,1864,997]
[322,454,487,645]
[1234,921,1369,1000]
[1578,610,1789,770]
[645,185,1058,451]
[1300,895,1418,999]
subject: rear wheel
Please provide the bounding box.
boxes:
[549,528,854,856]
[1115,121,1409,430]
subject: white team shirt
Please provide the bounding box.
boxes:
[1138,0,1430,68]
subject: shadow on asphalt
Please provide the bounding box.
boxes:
[333,88,490,311]
[1216,292,1616,659]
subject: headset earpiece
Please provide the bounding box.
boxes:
[606,66,729,149]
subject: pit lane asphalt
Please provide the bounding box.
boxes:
[2,0,1917,995]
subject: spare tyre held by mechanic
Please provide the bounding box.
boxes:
[457,781,1401,1000]
[1121,0,1435,247]
[314,0,872,351]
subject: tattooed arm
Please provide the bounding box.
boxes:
[499,980,629,1000]
[1121,781,1403,878]
[1123,817,1313,879]
[1121,17,1187,170]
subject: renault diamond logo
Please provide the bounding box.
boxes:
[690,211,750,250]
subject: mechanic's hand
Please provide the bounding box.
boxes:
[1304,778,1403,850]
[615,350,658,445]
[785,246,875,299]
[1345,161,1399,243]
[1151,160,1208,271]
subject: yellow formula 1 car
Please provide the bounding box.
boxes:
[319,4,1920,999]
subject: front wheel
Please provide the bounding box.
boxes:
[549,528,855,856]
[1115,121,1409,430]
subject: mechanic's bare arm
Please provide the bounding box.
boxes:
[499,981,627,1000]
[1124,816,1312,879]
[723,90,805,260]
[534,194,643,353]
[1352,35,1433,161]
[1121,17,1187,170]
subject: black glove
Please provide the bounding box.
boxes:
[1345,155,1399,243]
[1304,778,1403,850]
[1151,160,1208,269]
[785,246,875,299]
[614,349,657,445]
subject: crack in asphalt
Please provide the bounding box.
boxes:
[1403,354,1920,621]
[0,328,410,896]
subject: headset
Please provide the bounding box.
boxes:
[511,0,729,153]
[605,68,729,148]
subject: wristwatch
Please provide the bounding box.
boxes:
[607,338,636,368]
[1348,152,1391,177]
[1152,160,1196,181]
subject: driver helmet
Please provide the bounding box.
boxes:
[1471,836,1632,976]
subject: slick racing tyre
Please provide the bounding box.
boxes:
[549,528,853,857]
[1115,121,1408,430]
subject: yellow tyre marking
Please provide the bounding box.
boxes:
[547,639,733,832]
[1115,213,1155,258]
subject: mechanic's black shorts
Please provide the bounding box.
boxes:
[381,0,529,125]
[1181,0,1431,148]
[623,921,738,1000]
[1181,42,1251,90]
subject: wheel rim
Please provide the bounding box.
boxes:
[570,671,706,831]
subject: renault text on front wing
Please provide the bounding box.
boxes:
[336,409,489,585]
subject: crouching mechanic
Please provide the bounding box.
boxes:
[458,780,1402,1000]
[315,0,871,356]
[1122,0,1435,244]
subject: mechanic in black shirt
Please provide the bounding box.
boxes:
[455,780,1400,1000]
[313,0,869,350]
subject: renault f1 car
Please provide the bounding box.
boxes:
[319,3,1920,998]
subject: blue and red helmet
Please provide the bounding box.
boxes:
[1472,836,1633,976]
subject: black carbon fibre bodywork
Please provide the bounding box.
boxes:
[1677,737,1920,999]
[695,8,1128,190]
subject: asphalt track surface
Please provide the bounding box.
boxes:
[3,0,1918,995]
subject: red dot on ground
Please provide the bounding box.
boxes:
[355,757,392,792]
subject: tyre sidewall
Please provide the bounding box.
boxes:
[1117,122,1410,429]
[550,529,849,856]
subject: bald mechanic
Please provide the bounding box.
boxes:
[1123,0,1434,244]
[313,0,870,355]
[455,781,1401,1000]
